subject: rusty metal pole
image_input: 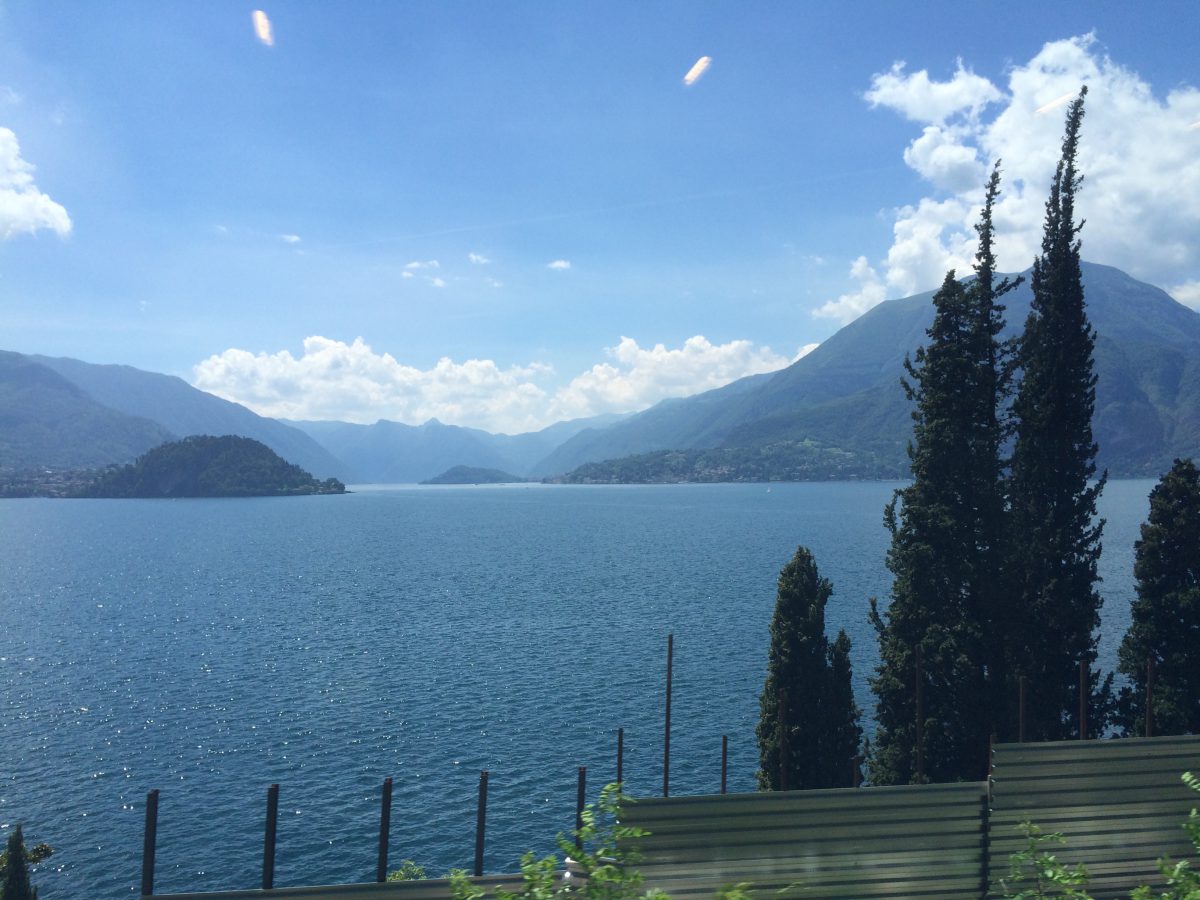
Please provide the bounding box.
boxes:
[474,771,488,877]
[1079,660,1088,740]
[1018,675,1027,743]
[141,789,159,897]
[720,735,728,794]
[263,784,280,890]
[376,777,393,883]
[915,646,925,783]
[1146,657,1156,738]
[616,727,624,786]
[575,766,586,851]
[663,633,673,798]
[779,687,790,791]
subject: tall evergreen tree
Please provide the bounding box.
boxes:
[1006,86,1109,741]
[869,167,1016,785]
[757,545,861,790]
[1,826,34,900]
[1117,458,1200,736]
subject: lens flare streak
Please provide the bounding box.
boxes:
[252,10,274,47]
[683,56,712,87]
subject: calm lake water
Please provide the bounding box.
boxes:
[0,480,1151,897]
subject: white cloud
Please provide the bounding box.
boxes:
[0,128,72,240]
[281,233,301,244]
[1169,280,1200,310]
[547,335,788,423]
[401,271,414,279]
[405,259,440,270]
[429,276,446,288]
[0,87,21,105]
[468,252,490,265]
[814,256,888,324]
[822,35,1200,322]
[193,334,789,434]
[866,60,1002,125]
[547,259,571,270]
[794,343,819,361]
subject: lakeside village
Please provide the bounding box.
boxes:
[5,90,1200,900]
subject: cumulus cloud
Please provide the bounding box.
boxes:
[405,259,439,270]
[281,233,301,244]
[430,276,446,288]
[794,343,820,361]
[468,252,490,264]
[0,128,72,240]
[815,256,888,323]
[193,334,789,433]
[1170,280,1200,310]
[820,35,1200,323]
[547,335,788,423]
[866,60,1002,124]
[547,259,571,270]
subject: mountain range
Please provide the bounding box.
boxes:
[532,262,1200,479]
[3,262,1198,482]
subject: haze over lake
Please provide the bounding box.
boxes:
[1,481,1148,897]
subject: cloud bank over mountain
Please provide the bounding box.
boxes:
[193,334,791,434]
[817,35,1200,323]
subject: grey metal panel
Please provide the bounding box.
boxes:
[622,783,989,900]
[148,872,526,900]
[988,734,1200,898]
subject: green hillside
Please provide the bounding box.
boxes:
[0,351,175,470]
[78,435,346,498]
[543,263,1200,480]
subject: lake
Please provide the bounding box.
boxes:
[0,480,1150,897]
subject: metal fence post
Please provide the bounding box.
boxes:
[474,771,488,877]
[663,633,673,798]
[376,777,393,883]
[141,789,159,897]
[720,735,728,794]
[1079,660,1088,740]
[1146,657,1155,738]
[575,766,586,851]
[616,727,624,786]
[263,783,279,890]
[915,646,925,783]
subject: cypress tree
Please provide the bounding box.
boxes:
[1,825,34,900]
[1117,458,1200,736]
[868,167,1015,785]
[757,545,861,790]
[1006,86,1110,741]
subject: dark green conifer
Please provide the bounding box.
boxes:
[1117,458,1200,736]
[757,545,861,790]
[1006,87,1110,741]
[869,167,1015,785]
[2,825,34,900]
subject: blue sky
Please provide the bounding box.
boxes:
[2,1,1198,432]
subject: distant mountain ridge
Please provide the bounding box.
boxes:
[286,413,626,483]
[0,351,344,477]
[0,350,175,470]
[4,263,1196,483]
[538,263,1200,478]
[31,354,345,478]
